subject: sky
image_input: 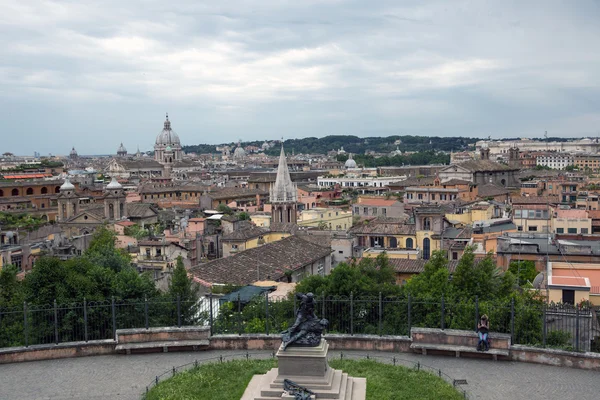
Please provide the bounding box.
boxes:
[1,0,600,155]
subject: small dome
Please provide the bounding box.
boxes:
[233,146,246,159]
[60,178,75,191]
[106,177,123,190]
[345,154,357,168]
[155,113,181,146]
[117,143,127,154]
[70,147,78,156]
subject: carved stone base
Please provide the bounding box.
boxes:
[241,339,366,400]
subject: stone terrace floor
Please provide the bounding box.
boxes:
[0,349,598,400]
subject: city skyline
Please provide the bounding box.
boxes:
[2,0,600,154]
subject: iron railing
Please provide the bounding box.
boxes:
[1,294,599,353]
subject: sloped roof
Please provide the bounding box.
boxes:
[457,160,516,172]
[511,196,560,205]
[222,222,267,241]
[127,203,159,218]
[477,183,509,198]
[189,236,332,285]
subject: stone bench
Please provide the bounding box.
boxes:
[410,328,511,361]
[115,326,210,355]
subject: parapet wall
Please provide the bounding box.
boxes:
[0,332,598,371]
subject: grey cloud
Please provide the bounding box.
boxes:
[1,0,599,155]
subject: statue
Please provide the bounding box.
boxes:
[283,379,315,400]
[281,293,328,351]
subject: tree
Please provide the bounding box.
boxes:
[451,248,501,301]
[508,260,538,286]
[0,264,23,308]
[167,256,200,324]
[237,212,250,221]
[216,204,233,215]
[84,226,131,272]
[124,224,150,240]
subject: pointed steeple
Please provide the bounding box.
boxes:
[271,145,297,203]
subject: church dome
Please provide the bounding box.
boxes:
[106,177,123,190]
[345,153,357,168]
[117,143,127,155]
[155,114,181,146]
[70,147,78,157]
[60,178,75,191]
[233,145,246,159]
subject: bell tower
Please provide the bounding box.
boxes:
[57,179,78,222]
[270,145,298,224]
[104,177,126,220]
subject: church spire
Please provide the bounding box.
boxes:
[271,145,297,203]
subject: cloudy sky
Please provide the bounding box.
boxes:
[2,0,600,155]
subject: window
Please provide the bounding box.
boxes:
[382,208,386,216]
[156,248,162,256]
[556,228,564,234]
[431,194,435,200]
[452,252,458,260]
[317,261,325,276]
[568,228,577,234]
[423,217,431,230]
[581,228,589,234]
[535,210,542,218]
[354,207,359,214]
[528,226,537,231]
[372,208,377,215]
[517,226,523,231]
[515,209,521,218]
[405,238,413,249]
[338,250,343,254]
[363,207,368,214]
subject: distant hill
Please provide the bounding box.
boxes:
[183,135,478,156]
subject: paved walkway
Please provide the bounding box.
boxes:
[0,349,598,400]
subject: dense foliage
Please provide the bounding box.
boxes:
[184,135,478,156]
[0,212,48,231]
[0,227,200,347]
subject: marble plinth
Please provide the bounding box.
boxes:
[241,339,366,400]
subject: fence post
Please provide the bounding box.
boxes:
[407,294,412,336]
[575,305,580,352]
[54,299,59,345]
[111,296,117,340]
[144,296,149,330]
[237,292,242,336]
[209,293,214,336]
[378,292,383,336]
[23,301,28,347]
[321,291,325,319]
[83,297,88,343]
[441,294,445,330]
[542,305,547,347]
[177,295,181,327]
[510,297,515,345]
[265,292,270,335]
[474,296,479,332]
[350,292,354,336]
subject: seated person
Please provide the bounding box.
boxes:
[477,314,490,351]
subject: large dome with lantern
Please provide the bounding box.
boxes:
[154,113,183,164]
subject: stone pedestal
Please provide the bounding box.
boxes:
[241,339,366,400]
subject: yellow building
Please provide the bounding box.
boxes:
[446,201,496,225]
[298,207,353,231]
[222,223,292,258]
[551,209,591,235]
[250,212,272,228]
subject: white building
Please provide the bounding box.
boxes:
[318,175,406,194]
[476,138,600,156]
[536,153,574,170]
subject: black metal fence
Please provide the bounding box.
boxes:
[1,294,599,353]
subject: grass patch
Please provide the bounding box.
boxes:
[145,358,464,400]
[329,359,464,400]
[144,359,276,400]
